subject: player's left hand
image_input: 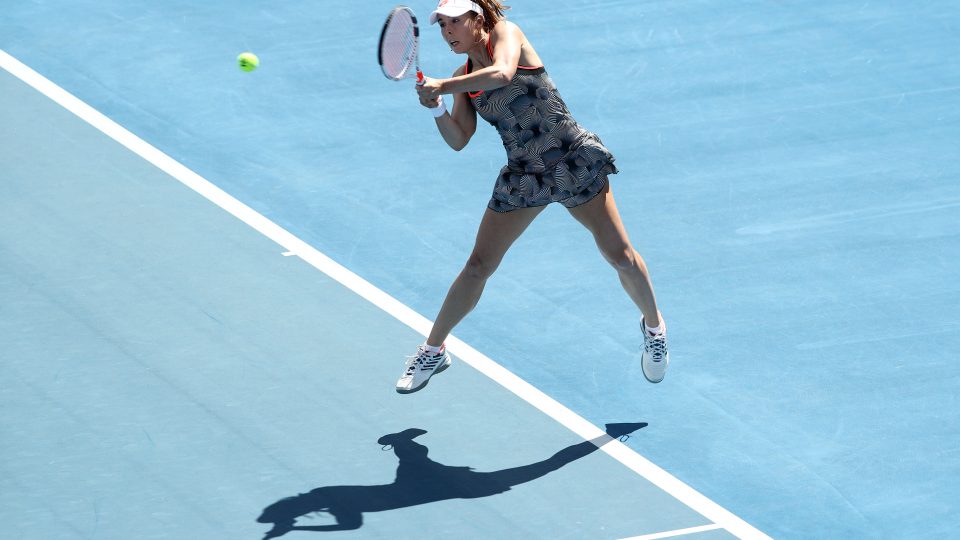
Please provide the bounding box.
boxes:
[416,77,443,101]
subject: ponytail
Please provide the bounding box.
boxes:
[474,0,509,32]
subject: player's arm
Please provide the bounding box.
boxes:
[434,21,522,96]
[425,65,477,151]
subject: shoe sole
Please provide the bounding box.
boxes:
[395,357,452,394]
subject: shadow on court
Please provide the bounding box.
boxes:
[257,423,646,538]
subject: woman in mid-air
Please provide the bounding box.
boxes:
[396,0,669,393]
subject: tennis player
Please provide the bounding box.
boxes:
[396,0,669,393]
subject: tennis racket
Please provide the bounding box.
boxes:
[377,5,425,85]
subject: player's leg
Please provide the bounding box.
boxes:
[566,182,670,383]
[567,182,659,322]
[396,205,546,393]
[427,205,546,345]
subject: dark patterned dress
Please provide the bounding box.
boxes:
[465,46,618,213]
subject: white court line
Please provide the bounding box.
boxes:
[0,49,770,540]
[619,524,724,540]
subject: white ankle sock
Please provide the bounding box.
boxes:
[423,343,444,354]
[644,321,664,336]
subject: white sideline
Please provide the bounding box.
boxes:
[0,48,770,540]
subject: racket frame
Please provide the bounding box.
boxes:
[377,5,425,84]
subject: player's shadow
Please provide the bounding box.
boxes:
[257,422,646,538]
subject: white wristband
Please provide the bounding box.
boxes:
[430,95,447,118]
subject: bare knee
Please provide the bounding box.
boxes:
[463,252,499,280]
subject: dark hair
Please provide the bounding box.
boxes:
[474,0,510,32]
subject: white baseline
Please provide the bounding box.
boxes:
[0,48,770,540]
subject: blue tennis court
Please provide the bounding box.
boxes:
[2,1,958,539]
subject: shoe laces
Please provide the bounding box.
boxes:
[645,334,667,362]
[403,355,422,376]
[404,347,438,375]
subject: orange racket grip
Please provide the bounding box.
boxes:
[416,70,425,86]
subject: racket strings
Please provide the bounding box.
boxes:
[381,13,418,79]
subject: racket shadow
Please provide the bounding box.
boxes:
[257,422,647,538]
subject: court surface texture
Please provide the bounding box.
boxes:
[2,1,958,538]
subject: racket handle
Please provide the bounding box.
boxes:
[416,70,425,86]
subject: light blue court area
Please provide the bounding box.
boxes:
[0,69,733,539]
[2,0,960,538]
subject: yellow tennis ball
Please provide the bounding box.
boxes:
[237,52,259,72]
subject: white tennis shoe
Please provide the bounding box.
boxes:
[395,344,452,394]
[641,317,670,384]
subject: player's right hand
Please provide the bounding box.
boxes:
[418,94,441,109]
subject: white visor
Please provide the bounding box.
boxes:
[428,0,482,25]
